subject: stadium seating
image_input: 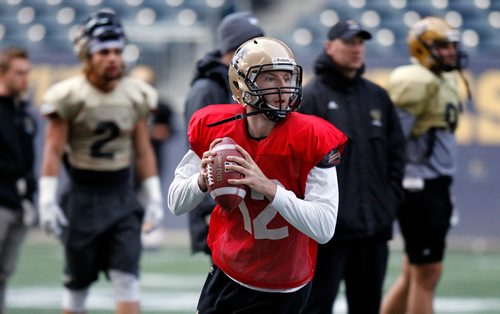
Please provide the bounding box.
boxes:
[284,0,498,61]
[0,0,497,91]
[0,0,497,60]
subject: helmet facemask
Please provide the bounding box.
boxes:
[408,17,468,73]
[240,63,302,122]
[418,32,467,72]
[229,37,303,123]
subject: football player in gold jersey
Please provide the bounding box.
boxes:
[38,10,163,314]
[381,17,468,314]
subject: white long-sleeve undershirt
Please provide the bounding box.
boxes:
[167,149,339,244]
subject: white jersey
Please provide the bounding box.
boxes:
[41,75,158,171]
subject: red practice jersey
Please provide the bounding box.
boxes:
[189,104,346,291]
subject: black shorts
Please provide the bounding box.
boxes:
[60,183,144,289]
[398,176,453,264]
[197,265,311,314]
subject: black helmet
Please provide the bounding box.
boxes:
[72,10,126,60]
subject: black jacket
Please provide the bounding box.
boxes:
[300,52,405,240]
[184,50,233,254]
[184,50,233,124]
[0,96,36,210]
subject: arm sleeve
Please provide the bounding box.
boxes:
[167,149,207,215]
[271,166,339,244]
[396,109,417,138]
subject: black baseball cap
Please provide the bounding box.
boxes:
[328,19,372,40]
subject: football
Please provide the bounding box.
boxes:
[206,137,247,211]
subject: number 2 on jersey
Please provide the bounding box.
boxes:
[90,121,119,159]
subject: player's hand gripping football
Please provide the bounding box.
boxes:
[225,145,277,202]
[198,138,223,192]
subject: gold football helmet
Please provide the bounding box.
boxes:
[408,17,466,72]
[228,37,302,122]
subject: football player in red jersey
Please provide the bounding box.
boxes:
[168,37,347,313]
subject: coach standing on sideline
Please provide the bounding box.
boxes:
[300,19,406,314]
[0,46,36,314]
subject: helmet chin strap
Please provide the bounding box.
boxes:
[207,97,288,127]
[434,52,467,72]
[206,110,263,127]
[419,36,468,72]
[458,69,474,114]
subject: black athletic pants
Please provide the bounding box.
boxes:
[303,237,389,314]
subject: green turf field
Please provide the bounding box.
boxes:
[6,230,500,314]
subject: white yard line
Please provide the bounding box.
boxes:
[7,286,500,312]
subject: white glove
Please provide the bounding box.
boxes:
[402,176,424,192]
[21,199,37,227]
[141,176,164,233]
[38,177,68,236]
